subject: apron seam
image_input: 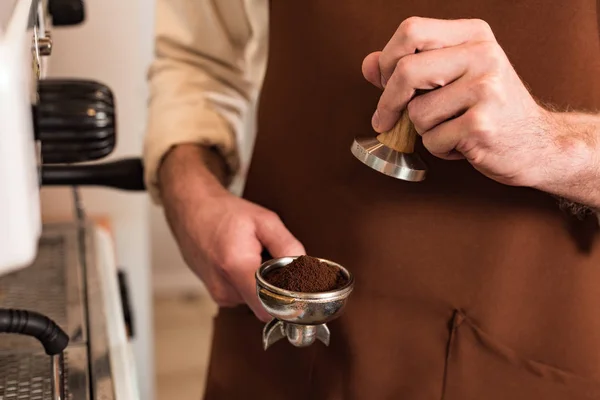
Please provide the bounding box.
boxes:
[441,309,464,400]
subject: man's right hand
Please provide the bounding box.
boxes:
[158,144,305,321]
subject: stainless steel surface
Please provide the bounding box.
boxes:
[262,319,286,349]
[37,32,52,56]
[0,346,89,400]
[284,322,330,347]
[256,257,354,349]
[82,223,116,400]
[263,319,330,349]
[256,257,354,323]
[351,136,427,182]
[0,351,54,400]
[0,227,86,350]
[0,222,117,399]
[72,189,116,399]
[51,353,66,400]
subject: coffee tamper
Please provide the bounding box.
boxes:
[351,107,427,181]
[255,257,354,350]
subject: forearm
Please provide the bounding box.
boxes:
[158,144,230,206]
[533,111,600,211]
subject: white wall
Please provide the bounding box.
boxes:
[39,0,155,399]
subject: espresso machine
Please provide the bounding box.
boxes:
[0,1,144,398]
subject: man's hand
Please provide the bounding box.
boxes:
[361,17,597,191]
[158,144,305,321]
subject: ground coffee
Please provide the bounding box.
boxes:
[264,255,348,292]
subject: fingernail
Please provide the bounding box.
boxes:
[380,75,387,88]
[372,110,380,130]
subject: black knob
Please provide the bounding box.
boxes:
[41,158,146,191]
[48,0,85,26]
[35,79,116,164]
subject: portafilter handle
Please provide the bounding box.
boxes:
[41,157,146,191]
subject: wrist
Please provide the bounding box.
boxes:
[158,144,230,204]
[534,111,600,204]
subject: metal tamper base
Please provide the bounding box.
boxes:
[255,257,354,350]
[351,108,427,182]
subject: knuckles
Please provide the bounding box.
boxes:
[394,56,414,81]
[397,16,424,43]
[205,283,237,307]
[219,252,241,275]
[471,74,505,103]
[463,109,494,147]
[473,41,505,72]
[219,248,258,277]
[378,53,414,88]
[396,17,495,46]
[259,210,281,227]
[406,99,425,133]
[209,285,234,307]
[471,19,495,40]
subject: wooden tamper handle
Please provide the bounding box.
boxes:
[350,89,428,181]
[376,108,417,153]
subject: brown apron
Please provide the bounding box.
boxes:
[204,1,600,399]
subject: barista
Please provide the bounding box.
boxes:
[145,1,600,399]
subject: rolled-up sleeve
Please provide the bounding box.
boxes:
[144,0,268,203]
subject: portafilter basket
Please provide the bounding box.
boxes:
[255,256,354,350]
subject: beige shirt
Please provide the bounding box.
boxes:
[144,0,268,203]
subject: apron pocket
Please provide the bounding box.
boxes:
[442,310,600,400]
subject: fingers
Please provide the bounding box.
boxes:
[362,52,384,89]
[255,212,306,258]
[407,78,477,135]
[221,248,273,322]
[379,17,495,83]
[219,212,305,322]
[207,273,245,307]
[420,107,491,160]
[208,208,306,322]
[420,116,464,159]
[374,44,474,132]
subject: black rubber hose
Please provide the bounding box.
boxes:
[0,309,69,355]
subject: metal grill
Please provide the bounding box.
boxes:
[0,237,66,319]
[0,345,88,400]
[0,225,85,352]
[0,236,67,352]
[0,352,64,400]
[0,223,108,399]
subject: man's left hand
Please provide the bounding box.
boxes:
[362,17,597,193]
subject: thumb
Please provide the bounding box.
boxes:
[255,213,305,258]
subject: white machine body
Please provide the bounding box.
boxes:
[0,0,46,275]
